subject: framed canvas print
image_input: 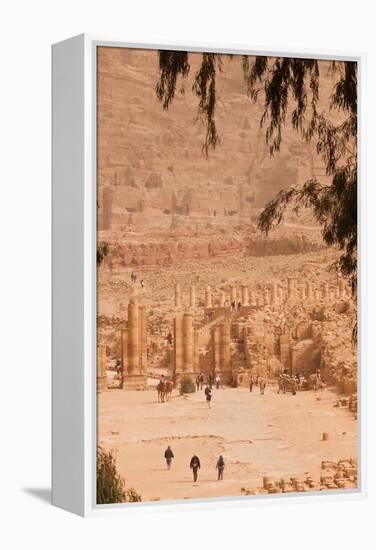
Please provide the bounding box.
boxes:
[52,34,365,516]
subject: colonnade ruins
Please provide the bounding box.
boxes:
[98,275,356,396]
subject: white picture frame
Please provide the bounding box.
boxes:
[52,34,366,517]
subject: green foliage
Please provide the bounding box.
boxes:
[97,446,141,504]
[125,487,142,502]
[97,241,109,266]
[180,375,196,394]
[155,53,357,290]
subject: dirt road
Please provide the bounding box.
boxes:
[98,385,357,502]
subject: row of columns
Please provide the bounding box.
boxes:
[175,283,253,309]
[174,278,352,311]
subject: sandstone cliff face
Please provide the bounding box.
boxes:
[97,47,336,235]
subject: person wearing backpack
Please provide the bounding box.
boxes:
[190,455,201,482]
[216,455,225,480]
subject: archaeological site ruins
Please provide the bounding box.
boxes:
[96,46,358,504]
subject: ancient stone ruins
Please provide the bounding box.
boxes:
[98,276,357,399]
[95,47,358,502]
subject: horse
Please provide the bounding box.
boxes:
[164,380,173,401]
[157,381,166,403]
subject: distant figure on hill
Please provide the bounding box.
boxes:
[140,278,145,288]
[164,446,174,470]
[166,332,173,345]
[190,455,201,482]
[216,455,225,480]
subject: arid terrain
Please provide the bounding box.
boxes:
[96,47,358,503]
[98,385,356,501]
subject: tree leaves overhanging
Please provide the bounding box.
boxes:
[155,51,357,293]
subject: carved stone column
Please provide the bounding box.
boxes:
[175,283,182,308]
[241,285,249,306]
[204,286,212,308]
[189,285,196,309]
[183,312,194,373]
[97,342,107,392]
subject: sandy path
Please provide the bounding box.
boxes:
[98,386,357,502]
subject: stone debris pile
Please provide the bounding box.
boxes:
[240,458,357,496]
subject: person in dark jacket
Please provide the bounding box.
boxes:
[190,455,201,482]
[204,385,212,408]
[164,446,174,470]
[216,455,225,480]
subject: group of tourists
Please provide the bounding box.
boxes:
[277,368,323,394]
[164,446,226,482]
[130,271,145,288]
[195,373,221,391]
[230,301,242,313]
[246,368,324,396]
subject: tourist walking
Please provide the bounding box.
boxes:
[196,375,200,392]
[313,370,322,391]
[164,446,174,470]
[249,373,254,392]
[140,278,145,288]
[199,373,204,390]
[215,375,220,390]
[190,455,201,482]
[259,376,266,395]
[216,455,225,480]
[205,386,212,408]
